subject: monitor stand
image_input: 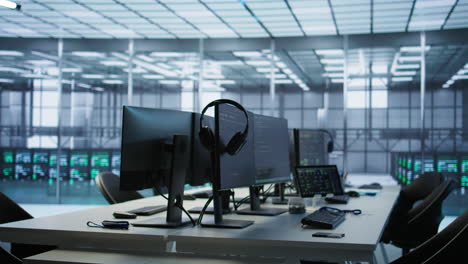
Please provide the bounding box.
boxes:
[236,186,288,216]
[271,183,288,205]
[200,189,253,229]
[189,191,232,214]
[132,135,192,228]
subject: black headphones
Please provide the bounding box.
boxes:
[318,129,334,153]
[199,99,249,155]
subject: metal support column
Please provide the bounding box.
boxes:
[56,38,63,203]
[420,32,426,175]
[270,39,276,116]
[343,35,349,172]
[127,39,134,106]
[197,38,204,112]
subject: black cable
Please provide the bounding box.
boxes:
[197,196,213,225]
[153,185,196,227]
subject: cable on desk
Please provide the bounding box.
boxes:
[153,185,196,226]
[197,195,213,225]
[319,206,362,215]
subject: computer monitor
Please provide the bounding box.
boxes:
[90,151,110,180]
[120,106,205,227]
[15,164,32,180]
[33,151,49,164]
[33,164,48,180]
[293,129,329,166]
[236,114,290,216]
[253,114,291,185]
[461,155,468,188]
[1,150,14,164]
[49,151,68,167]
[437,155,458,173]
[413,155,434,179]
[294,165,345,197]
[1,165,14,180]
[216,103,255,190]
[16,150,32,164]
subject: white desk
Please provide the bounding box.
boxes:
[0,186,400,264]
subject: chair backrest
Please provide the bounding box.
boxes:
[0,192,33,225]
[95,172,144,204]
[0,246,22,264]
[405,179,456,242]
[401,172,444,203]
[391,210,468,264]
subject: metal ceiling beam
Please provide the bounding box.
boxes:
[0,28,467,52]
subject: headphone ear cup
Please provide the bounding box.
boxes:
[327,141,334,153]
[225,132,246,155]
[199,127,215,152]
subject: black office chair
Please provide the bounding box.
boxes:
[0,192,55,259]
[0,246,22,264]
[391,210,468,264]
[382,172,444,244]
[383,178,456,255]
[95,172,143,204]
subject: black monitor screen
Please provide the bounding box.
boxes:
[91,152,110,167]
[217,104,255,190]
[253,114,290,185]
[16,150,32,164]
[33,151,49,164]
[294,165,344,197]
[120,106,193,191]
[1,150,14,164]
[437,155,458,173]
[70,151,89,167]
[295,130,328,166]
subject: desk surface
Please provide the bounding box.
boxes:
[0,185,400,262]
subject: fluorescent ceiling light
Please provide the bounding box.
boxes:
[398,56,421,62]
[324,66,344,72]
[113,52,178,77]
[442,84,450,89]
[72,52,105,58]
[150,52,190,57]
[123,68,147,73]
[395,64,420,69]
[216,60,244,66]
[0,67,27,74]
[275,79,293,84]
[0,0,20,10]
[82,74,105,79]
[0,50,23,56]
[204,74,225,79]
[372,65,388,74]
[457,69,468,75]
[156,63,172,70]
[102,80,123,84]
[447,80,454,85]
[283,69,292,74]
[100,60,127,67]
[62,68,82,73]
[233,51,262,57]
[94,87,105,92]
[321,59,344,64]
[137,55,155,63]
[21,73,49,79]
[453,75,468,80]
[142,74,164,79]
[276,62,286,68]
[315,49,343,56]
[78,83,91,89]
[26,60,55,66]
[393,71,416,76]
[331,79,344,83]
[108,74,120,78]
[215,80,236,85]
[400,46,430,53]
[0,78,14,83]
[160,80,179,85]
[246,60,271,66]
[265,74,287,79]
[323,73,344,78]
[392,77,413,82]
[465,63,468,69]
[256,68,278,73]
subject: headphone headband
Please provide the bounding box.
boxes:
[199,99,249,136]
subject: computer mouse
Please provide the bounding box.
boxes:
[346,191,360,197]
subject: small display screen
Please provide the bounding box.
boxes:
[32,165,48,180]
[437,156,458,173]
[295,165,344,197]
[33,151,49,164]
[91,152,110,167]
[70,151,89,167]
[2,151,14,164]
[16,151,32,164]
[15,165,32,180]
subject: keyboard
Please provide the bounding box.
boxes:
[301,209,345,229]
[127,205,167,216]
[325,195,350,204]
